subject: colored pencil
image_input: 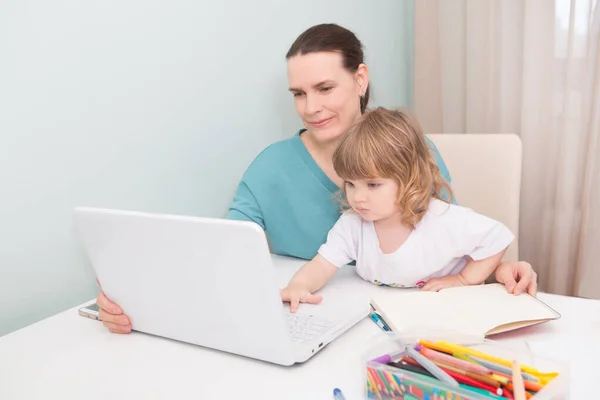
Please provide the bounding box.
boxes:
[454,351,480,364]
[419,339,455,354]
[442,368,504,396]
[366,367,384,399]
[365,370,375,393]
[406,345,459,387]
[437,341,540,375]
[459,384,505,399]
[512,360,527,400]
[503,386,515,399]
[377,341,561,399]
[390,360,435,378]
[504,384,533,399]
[402,356,502,397]
[369,367,387,395]
[383,370,402,395]
[489,370,543,391]
[466,355,541,383]
[431,360,502,388]
[490,374,511,385]
[376,369,393,395]
[417,345,493,375]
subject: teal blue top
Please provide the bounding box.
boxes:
[227,130,454,260]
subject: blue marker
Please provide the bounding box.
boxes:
[333,388,346,400]
[369,312,391,331]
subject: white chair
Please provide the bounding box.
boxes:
[427,134,522,262]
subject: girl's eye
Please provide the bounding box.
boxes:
[345,181,354,187]
[368,183,380,189]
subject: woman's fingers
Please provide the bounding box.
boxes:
[96,289,131,333]
[96,290,122,315]
[102,320,132,334]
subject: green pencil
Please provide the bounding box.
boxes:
[459,383,504,399]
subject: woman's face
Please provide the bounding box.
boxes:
[287,52,368,144]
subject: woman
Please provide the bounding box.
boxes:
[98,24,538,333]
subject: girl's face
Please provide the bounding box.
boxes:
[287,52,368,145]
[344,178,400,222]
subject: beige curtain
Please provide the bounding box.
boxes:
[415,0,600,298]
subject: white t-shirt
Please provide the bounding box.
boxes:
[318,199,515,288]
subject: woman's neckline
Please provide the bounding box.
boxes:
[292,129,340,193]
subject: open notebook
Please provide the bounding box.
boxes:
[370,283,560,341]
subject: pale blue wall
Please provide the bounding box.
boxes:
[0,0,414,336]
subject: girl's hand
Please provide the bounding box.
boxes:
[420,274,466,292]
[280,285,323,313]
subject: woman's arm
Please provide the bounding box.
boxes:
[425,136,457,205]
[226,180,265,228]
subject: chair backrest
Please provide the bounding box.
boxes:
[427,134,522,262]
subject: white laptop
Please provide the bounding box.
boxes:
[73,207,370,366]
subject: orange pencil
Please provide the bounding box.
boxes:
[505,384,533,399]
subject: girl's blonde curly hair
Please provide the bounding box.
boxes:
[333,107,454,228]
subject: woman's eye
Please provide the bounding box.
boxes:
[321,87,332,93]
[293,92,303,97]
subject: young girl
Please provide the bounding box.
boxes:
[281,107,518,312]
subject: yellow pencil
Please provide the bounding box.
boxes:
[512,360,527,400]
[491,374,510,385]
[419,340,456,354]
[453,351,480,364]
[436,341,540,375]
[422,340,558,383]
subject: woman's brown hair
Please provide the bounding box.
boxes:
[332,107,453,227]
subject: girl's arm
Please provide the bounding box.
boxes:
[280,255,338,312]
[421,248,508,292]
[458,248,508,285]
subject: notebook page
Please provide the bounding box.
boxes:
[439,284,560,335]
[370,291,478,337]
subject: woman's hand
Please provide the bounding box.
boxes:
[494,261,538,296]
[280,285,323,313]
[96,282,131,334]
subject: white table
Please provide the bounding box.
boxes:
[1,258,598,399]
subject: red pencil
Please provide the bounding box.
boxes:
[443,368,504,396]
[502,386,515,399]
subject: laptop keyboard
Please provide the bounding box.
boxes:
[285,312,337,344]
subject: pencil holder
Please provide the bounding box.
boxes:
[363,333,568,400]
